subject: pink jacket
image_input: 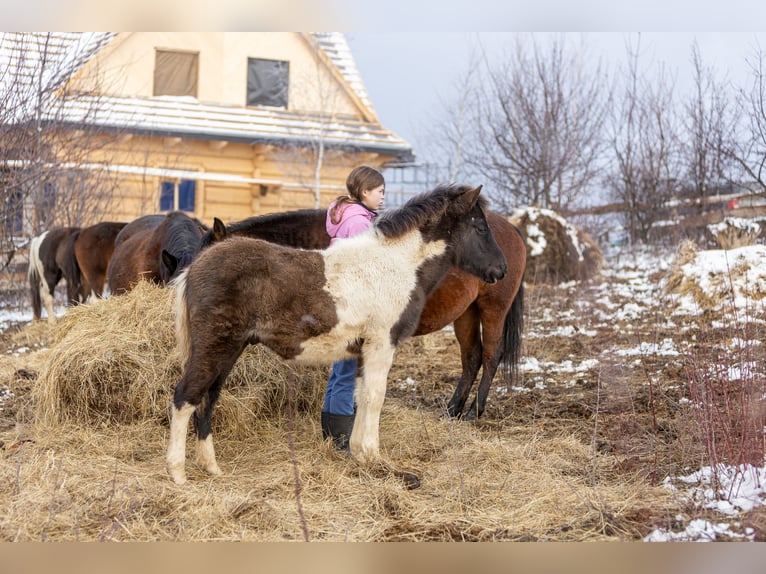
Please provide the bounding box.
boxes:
[326,201,376,244]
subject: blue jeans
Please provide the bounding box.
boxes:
[323,358,357,415]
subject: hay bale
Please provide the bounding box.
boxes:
[707,217,761,250]
[31,280,326,437]
[509,207,603,284]
[663,240,766,310]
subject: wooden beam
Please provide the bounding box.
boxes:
[208,140,228,151]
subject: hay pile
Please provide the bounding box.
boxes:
[663,240,766,311]
[509,207,602,284]
[31,280,326,437]
[707,217,762,250]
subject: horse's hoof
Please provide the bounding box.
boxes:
[394,470,421,490]
[445,407,461,419]
[168,466,187,485]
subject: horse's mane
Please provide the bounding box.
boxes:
[376,184,487,239]
[227,209,326,233]
[161,212,207,256]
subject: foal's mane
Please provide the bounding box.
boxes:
[376,184,487,239]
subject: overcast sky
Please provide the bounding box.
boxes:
[346,32,766,164]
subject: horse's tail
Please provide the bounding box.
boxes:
[500,273,524,383]
[27,231,48,320]
[172,267,192,369]
[61,230,83,304]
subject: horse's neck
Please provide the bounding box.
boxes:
[376,231,452,298]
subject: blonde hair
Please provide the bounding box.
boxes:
[329,165,385,224]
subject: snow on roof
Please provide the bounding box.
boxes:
[313,32,377,120]
[2,32,411,157]
[0,32,116,116]
[46,93,410,154]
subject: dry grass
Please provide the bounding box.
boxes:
[0,280,678,541]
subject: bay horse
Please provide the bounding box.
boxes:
[167,184,508,486]
[203,208,525,420]
[106,212,207,295]
[61,221,128,303]
[27,226,80,323]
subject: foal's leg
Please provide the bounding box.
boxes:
[167,341,243,485]
[350,341,395,464]
[193,370,231,476]
[446,307,483,418]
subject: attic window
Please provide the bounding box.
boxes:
[247,58,289,108]
[154,49,199,97]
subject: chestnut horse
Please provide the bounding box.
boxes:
[61,221,128,303]
[106,212,207,295]
[203,208,526,420]
[27,226,80,323]
[167,184,508,485]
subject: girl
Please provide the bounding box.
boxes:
[321,165,386,450]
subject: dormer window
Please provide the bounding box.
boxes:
[154,49,199,97]
[247,58,288,108]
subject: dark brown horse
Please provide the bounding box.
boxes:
[27,226,81,323]
[167,184,508,485]
[106,212,207,295]
[205,207,526,420]
[61,221,128,303]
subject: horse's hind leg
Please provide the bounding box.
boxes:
[446,307,483,418]
[167,343,242,484]
[42,271,60,324]
[193,374,228,476]
[464,313,505,421]
[167,399,195,485]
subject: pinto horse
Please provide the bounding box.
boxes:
[61,221,128,303]
[28,226,81,323]
[203,208,525,420]
[106,212,207,295]
[167,184,508,485]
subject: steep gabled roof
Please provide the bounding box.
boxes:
[0,32,116,111]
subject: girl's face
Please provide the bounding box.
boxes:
[361,184,385,211]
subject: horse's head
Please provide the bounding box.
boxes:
[445,185,507,284]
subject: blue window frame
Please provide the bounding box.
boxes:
[160,179,196,212]
[178,180,195,212]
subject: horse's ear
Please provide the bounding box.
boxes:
[461,185,483,209]
[162,249,178,279]
[212,217,227,242]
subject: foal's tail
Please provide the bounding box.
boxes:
[173,267,192,369]
[27,231,48,320]
[500,273,524,383]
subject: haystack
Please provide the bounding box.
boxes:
[509,207,603,284]
[707,217,762,250]
[663,240,766,311]
[31,280,326,437]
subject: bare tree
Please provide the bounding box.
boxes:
[467,34,609,213]
[607,35,682,244]
[681,41,741,221]
[732,43,766,194]
[416,45,484,187]
[1,33,121,263]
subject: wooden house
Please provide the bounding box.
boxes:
[1,32,413,230]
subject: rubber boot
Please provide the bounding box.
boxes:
[321,412,355,451]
